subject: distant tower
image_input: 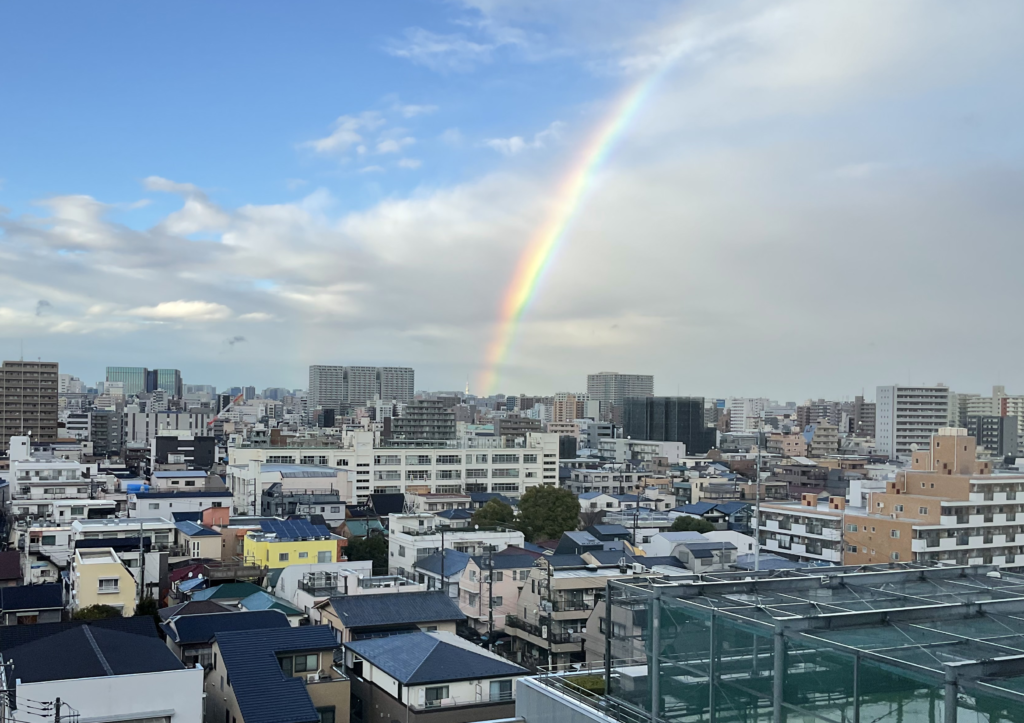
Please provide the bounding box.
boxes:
[465,378,470,397]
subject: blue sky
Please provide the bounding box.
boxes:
[2,1,1024,398]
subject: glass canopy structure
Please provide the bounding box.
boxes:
[600,563,1024,723]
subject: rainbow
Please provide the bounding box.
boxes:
[476,64,677,395]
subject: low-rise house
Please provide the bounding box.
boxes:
[158,599,232,621]
[70,547,137,616]
[344,631,528,722]
[412,549,470,598]
[388,513,524,577]
[131,489,232,518]
[0,583,64,625]
[175,520,222,559]
[191,582,265,606]
[317,590,464,643]
[239,590,306,625]
[17,522,72,584]
[206,626,349,723]
[149,469,218,490]
[245,519,339,569]
[3,619,203,723]
[162,609,291,667]
[644,531,711,557]
[336,518,385,540]
[458,553,536,635]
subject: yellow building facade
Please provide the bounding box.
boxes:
[71,548,137,616]
[244,532,336,569]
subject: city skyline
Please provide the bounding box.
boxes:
[3,2,1024,396]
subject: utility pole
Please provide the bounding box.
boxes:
[754,414,763,573]
[54,697,60,723]
[487,551,494,647]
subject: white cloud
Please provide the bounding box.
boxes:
[143,176,201,195]
[439,128,464,146]
[376,137,416,154]
[126,300,233,321]
[286,178,308,190]
[359,165,385,174]
[383,27,500,72]
[304,112,384,154]
[238,312,273,321]
[397,103,438,118]
[398,158,422,169]
[143,176,231,235]
[485,121,564,155]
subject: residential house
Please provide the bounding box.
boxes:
[70,547,137,616]
[191,582,266,606]
[336,518,386,540]
[162,609,291,667]
[344,631,528,723]
[206,626,349,723]
[3,619,203,723]
[458,553,536,635]
[131,489,232,518]
[245,519,339,569]
[149,469,218,490]
[388,513,524,577]
[239,590,306,625]
[174,520,222,559]
[317,590,464,643]
[158,599,233,621]
[0,583,64,625]
[413,549,471,598]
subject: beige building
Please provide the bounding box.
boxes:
[0,360,59,451]
[766,432,806,457]
[71,547,137,616]
[458,553,537,634]
[805,420,839,457]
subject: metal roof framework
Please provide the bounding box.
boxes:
[606,564,1024,723]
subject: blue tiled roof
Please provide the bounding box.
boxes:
[240,591,303,616]
[178,577,209,593]
[152,470,207,478]
[215,627,338,723]
[192,582,265,601]
[162,610,291,644]
[545,554,586,568]
[346,631,527,684]
[677,502,718,515]
[435,508,473,520]
[259,518,332,541]
[326,591,464,629]
[713,501,749,515]
[1,583,63,611]
[175,520,220,537]
[413,549,471,577]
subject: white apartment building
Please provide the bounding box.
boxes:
[388,513,524,577]
[228,430,559,503]
[125,411,214,445]
[307,365,415,412]
[586,372,654,406]
[596,438,685,466]
[728,397,768,433]
[875,385,952,458]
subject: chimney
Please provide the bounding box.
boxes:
[828,496,845,511]
[801,493,817,507]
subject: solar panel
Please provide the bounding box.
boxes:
[259,518,330,540]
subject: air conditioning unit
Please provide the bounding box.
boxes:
[632,563,646,574]
[306,673,319,683]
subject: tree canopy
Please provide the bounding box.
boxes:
[517,485,580,542]
[471,498,516,528]
[73,604,123,620]
[134,596,159,618]
[670,515,716,534]
[346,531,389,574]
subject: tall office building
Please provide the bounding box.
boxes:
[308,365,415,412]
[622,396,717,455]
[586,372,654,406]
[0,360,59,451]
[154,369,183,398]
[875,384,952,458]
[106,366,148,396]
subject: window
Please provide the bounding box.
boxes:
[425,686,449,707]
[331,506,341,513]
[890,530,900,538]
[436,470,461,480]
[318,550,332,563]
[846,524,858,532]
[492,483,519,492]
[891,552,900,561]
[475,454,488,464]
[846,545,858,553]
[70,506,84,516]
[490,679,513,702]
[148,503,160,510]
[493,454,520,464]
[523,454,538,464]
[466,469,488,478]
[399,545,406,557]
[41,535,56,546]
[406,455,432,465]
[98,578,119,593]
[492,469,519,478]
[494,571,503,582]
[279,656,293,676]
[406,470,431,481]
[299,552,309,559]
[894,504,904,513]
[279,553,290,562]
[185,480,196,487]
[317,708,335,723]
[491,596,503,606]
[294,654,319,673]
[919,507,929,515]
[436,455,461,465]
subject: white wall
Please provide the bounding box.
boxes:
[17,666,203,723]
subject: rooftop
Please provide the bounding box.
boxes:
[346,631,527,684]
[324,590,464,628]
[162,609,291,644]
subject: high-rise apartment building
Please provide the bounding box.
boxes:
[389,399,456,442]
[0,360,59,451]
[853,395,875,437]
[586,372,654,405]
[622,396,717,454]
[307,365,415,412]
[552,392,588,424]
[875,384,952,458]
[727,397,768,432]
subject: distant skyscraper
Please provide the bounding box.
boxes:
[0,360,59,451]
[308,365,415,412]
[586,372,654,406]
[106,366,148,396]
[154,368,183,398]
[875,385,952,458]
[622,396,716,455]
[243,385,256,401]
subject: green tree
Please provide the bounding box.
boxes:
[517,486,580,542]
[346,531,389,574]
[73,604,123,620]
[134,596,159,618]
[471,499,516,528]
[670,516,715,534]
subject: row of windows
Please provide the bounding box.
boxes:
[275,551,333,563]
[270,453,542,466]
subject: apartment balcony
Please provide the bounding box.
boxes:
[505,615,582,653]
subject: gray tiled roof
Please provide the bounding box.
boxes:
[346,631,527,684]
[215,627,338,723]
[162,609,290,645]
[326,591,464,629]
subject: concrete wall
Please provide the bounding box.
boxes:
[350,676,515,723]
[516,677,617,723]
[19,666,203,723]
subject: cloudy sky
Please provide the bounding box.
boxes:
[2,1,1023,400]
